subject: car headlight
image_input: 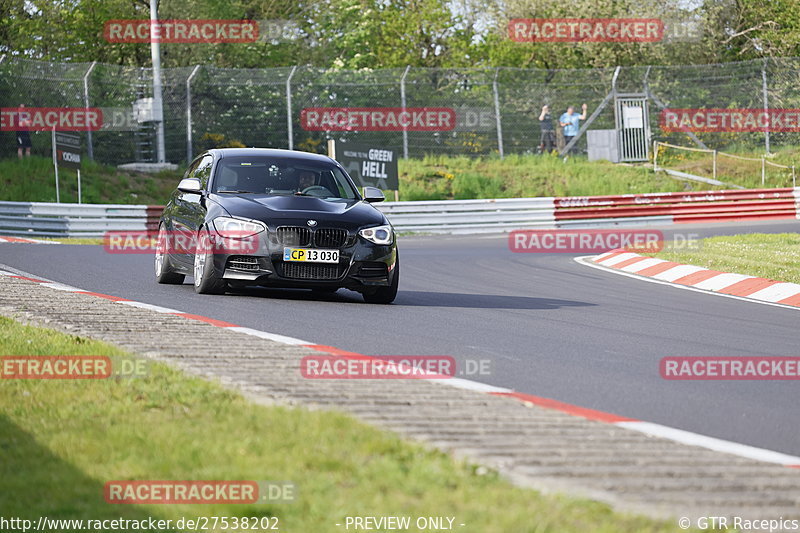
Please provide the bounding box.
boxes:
[212,216,265,238]
[359,224,393,245]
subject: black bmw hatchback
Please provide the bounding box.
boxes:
[155,148,398,304]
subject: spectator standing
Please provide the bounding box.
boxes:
[16,104,32,158]
[538,105,556,154]
[559,103,588,155]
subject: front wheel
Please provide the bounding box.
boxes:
[362,260,398,304]
[155,224,185,285]
[193,229,227,295]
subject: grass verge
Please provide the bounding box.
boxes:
[0,156,182,204]
[398,153,708,200]
[1,153,723,205]
[648,233,800,284]
[0,315,686,532]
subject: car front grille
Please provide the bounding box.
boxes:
[275,226,349,249]
[276,226,311,247]
[227,256,260,272]
[279,262,342,280]
[313,228,348,248]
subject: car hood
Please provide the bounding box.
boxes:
[209,194,387,228]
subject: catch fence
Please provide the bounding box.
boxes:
[2,57,800,165]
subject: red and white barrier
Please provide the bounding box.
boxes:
[554,188,800,227]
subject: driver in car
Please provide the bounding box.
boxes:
[296,170,316,192]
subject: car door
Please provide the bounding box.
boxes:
[171,154,213,266]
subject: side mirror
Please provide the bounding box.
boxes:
[363,187,385,203]
[178,178,202,193]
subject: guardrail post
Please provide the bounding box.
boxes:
[762,156,766,186]
[286,65,297,150]
[83,61,97,160]
[493,68,504,159]
[401,65,410,159]
[793,166,796,188]
[185,65,201,163]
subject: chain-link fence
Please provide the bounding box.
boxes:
[2,56,800,166]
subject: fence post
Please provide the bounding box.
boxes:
[761,156,765,186]
[83,61,97,160]
[493,68,504,158]
[185,65,201,163]
[713,150,717,180]
[762,58,770,154]
[286,65,297,150]
[400,65,410,159]
[793,166,796,188]
[653,141,658,171]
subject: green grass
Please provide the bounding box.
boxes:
[398,153,718,201]
[1,153,726,205]
[0,315,688,532]
[649,233,800,284]
[0,156,183,204]
[655,144,800,190]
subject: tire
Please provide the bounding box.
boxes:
[193,229,227,295]
[362,259,398,304]
[155,224,185,284]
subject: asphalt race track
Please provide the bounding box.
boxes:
[2,219,799,456]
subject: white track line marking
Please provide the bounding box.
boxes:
[225,326,311,346]
[427,377,513,393]
[115,301,182,314]
[616,421,800,466]
[39,282,85,292]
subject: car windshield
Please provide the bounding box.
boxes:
[211,156,359,200]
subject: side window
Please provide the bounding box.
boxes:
[193,155,214,190]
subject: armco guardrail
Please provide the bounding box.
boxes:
[554,188,800,227]
[376,198,556,233]
[1,189,799,237]
[0,202,163,237]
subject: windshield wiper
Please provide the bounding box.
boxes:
[216,190,257,194]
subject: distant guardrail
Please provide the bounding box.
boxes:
[1,189,798,237]
[0,202,163,237]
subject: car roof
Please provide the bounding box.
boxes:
[208,148,336,164]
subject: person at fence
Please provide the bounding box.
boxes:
[16,104,32,158]
[538,105,556,154]
[559,103,588,155]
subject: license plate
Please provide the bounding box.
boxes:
[283,247,339,263]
